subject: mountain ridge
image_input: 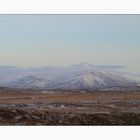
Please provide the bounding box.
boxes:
[0,63,139,91]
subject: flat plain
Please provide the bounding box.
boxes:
[0,88,140,125]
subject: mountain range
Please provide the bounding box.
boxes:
[0,63,139,91]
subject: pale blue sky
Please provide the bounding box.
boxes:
[0,15,140,74]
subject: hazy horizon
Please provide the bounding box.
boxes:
[0,15,140,76]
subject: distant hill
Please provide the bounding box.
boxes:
[0,63,139,91]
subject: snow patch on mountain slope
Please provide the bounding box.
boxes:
[0,63,139,90]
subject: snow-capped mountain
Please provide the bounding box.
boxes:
[0,63,139,90]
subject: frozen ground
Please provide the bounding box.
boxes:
[0,88,139,125]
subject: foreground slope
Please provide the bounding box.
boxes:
[0,88,139,125]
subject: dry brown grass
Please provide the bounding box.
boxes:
[0,89,140,125]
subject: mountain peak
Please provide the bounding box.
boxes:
[0,64,139,90]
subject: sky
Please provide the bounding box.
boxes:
[0,15,140,75]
